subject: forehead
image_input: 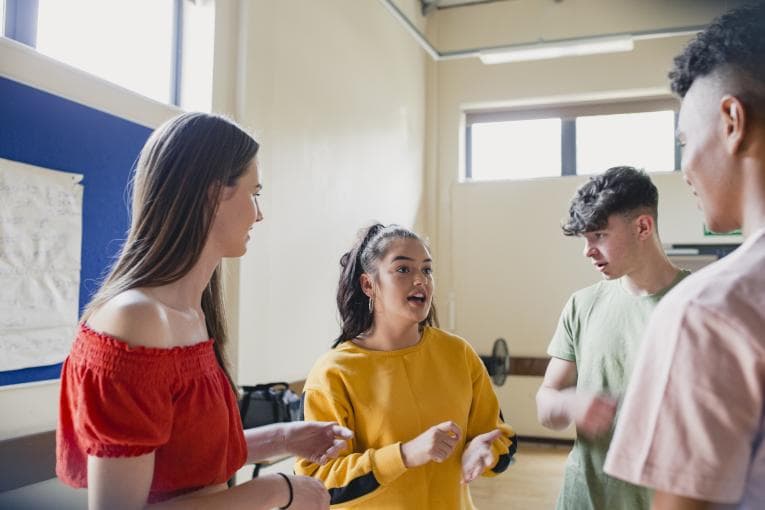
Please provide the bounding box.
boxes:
[238,158,260,186]
[381,237,431,260]
[678,76,718,132]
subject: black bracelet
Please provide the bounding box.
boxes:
[276,472,293,509]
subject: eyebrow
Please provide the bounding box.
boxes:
[391,255,433,263]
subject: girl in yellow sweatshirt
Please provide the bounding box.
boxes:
[295,224,516,509]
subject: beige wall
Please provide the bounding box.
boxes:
[426,0,742,437]
[0,0,428,439]
[234,0,428,384]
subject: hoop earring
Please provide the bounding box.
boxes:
[368,296,374,314]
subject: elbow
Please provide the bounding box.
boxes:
[535,389,550,427]
[535,388,563,430]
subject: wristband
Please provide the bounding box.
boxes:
[276,472,293,509]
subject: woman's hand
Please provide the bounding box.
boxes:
[400,421,462,468]
[284,421,353,465]
[460,429,503,483]
[285,474,331,509]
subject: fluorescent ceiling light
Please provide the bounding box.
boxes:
[479,35,634,64]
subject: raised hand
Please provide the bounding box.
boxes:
[461,429,503,483]
[401,421,462,468]
[285,421,354,465]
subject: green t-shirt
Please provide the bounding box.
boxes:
[547,270,690,510]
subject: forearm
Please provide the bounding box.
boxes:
[536,386,575,430]
[148,474,289,510]
[243,423,290,464]
[651,491,717,510]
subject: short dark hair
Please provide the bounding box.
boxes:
[669,3,765,106]
[562,166,658,236]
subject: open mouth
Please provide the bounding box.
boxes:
[407,292,427,304]
[594,262,608,271]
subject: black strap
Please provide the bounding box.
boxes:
[276,472,293,509]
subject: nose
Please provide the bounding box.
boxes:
[254,202,264,223]
[583,241,597,259]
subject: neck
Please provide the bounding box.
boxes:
[621,240,680,296]
[740,157,765,236]
[147,245,221,311]
[359,317,422,351]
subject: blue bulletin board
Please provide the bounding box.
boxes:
[0,76,153,386]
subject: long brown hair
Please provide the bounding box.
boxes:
[82,113,259,389]
[334,224,438,347]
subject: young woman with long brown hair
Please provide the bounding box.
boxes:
[55,112,351,509]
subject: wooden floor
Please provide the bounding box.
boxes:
[470,443,570,510]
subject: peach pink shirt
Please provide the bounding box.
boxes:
[604,227,765,507]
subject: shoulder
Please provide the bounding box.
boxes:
[426,327,471,349]
[561,280,610,317]
[304,344,359,387]
[86,289,172,348]
[661,243,763,324]
[425,327,481,362]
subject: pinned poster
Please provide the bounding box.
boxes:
[0,158,83,375]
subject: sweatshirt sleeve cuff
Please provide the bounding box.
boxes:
[371,442,408,485]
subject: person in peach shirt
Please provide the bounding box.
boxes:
[604,4,765,509]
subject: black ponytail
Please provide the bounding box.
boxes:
[333,224,438,347]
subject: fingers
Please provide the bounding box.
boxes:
[435,421,463,441]
[318,438,349,464]
[574,393,618,438]
[436,431,459,450]
[478,428,503,444]
[331,424,354,439]
[462,451,495,484]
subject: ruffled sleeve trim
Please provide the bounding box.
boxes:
[69,323,218,383]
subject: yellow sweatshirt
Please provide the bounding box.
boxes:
[295,327,516,509]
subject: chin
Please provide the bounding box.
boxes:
[227,245,248,258]
[705,217,740,235]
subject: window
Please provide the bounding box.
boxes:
[3,0,214,109]
[465,99,679,181]
[469,118,561,180]
[37,0,175,104]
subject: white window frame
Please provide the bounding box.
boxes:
[465,97,681,180]
[3,0,186,106]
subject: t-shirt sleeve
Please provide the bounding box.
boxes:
[64,362,174,457]
[547,295,577,361]
[605,300,764,503]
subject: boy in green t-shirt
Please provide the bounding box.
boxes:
[536,166,689,510]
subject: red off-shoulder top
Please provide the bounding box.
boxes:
[56,324,246,503]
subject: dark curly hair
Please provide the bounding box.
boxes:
[669,2,765,107]
[562,166,658,236]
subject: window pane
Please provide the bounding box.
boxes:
[576,110,676,175]
[180,0,214,112]
[469,119,561,181]
[36,0,174,104]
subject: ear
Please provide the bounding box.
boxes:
[720,95,747,155]
[635,214,654,241]
[359,273,375,298]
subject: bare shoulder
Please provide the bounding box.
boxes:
[86,289,172,348]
